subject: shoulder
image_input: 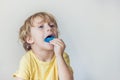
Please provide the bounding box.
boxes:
[20,50,32,64]
[63,52,73,73]
[63,52,69,59]
[13,51,32,79]
[63,52,70,63]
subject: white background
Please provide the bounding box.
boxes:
[0,0,120,80]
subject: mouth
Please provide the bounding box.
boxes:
[44,35,55,42]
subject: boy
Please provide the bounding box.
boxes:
[13,12,73,80]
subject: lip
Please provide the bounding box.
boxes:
[45,34,55,39]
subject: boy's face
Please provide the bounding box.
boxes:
[28,17,58,50]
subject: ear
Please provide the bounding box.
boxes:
[26,36,34,44]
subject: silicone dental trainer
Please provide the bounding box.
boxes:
[44,36,55,42]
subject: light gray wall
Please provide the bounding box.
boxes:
[0,0,120,80]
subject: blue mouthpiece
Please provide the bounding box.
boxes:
[44,36,55,42]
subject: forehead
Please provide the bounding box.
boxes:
[33,17,44,24]
[32,16,52,26]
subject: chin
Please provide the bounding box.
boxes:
[45,44,54,50]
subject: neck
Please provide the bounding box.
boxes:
[31,47,54,62]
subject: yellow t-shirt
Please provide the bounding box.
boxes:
[13,50,73,80]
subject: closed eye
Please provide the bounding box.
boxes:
[50,25,54,27]
[38,25,44,28]
[49,24,55,28]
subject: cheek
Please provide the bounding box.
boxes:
[55,29,59,35]
[31,34,41,42]
[55,30,59,36]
